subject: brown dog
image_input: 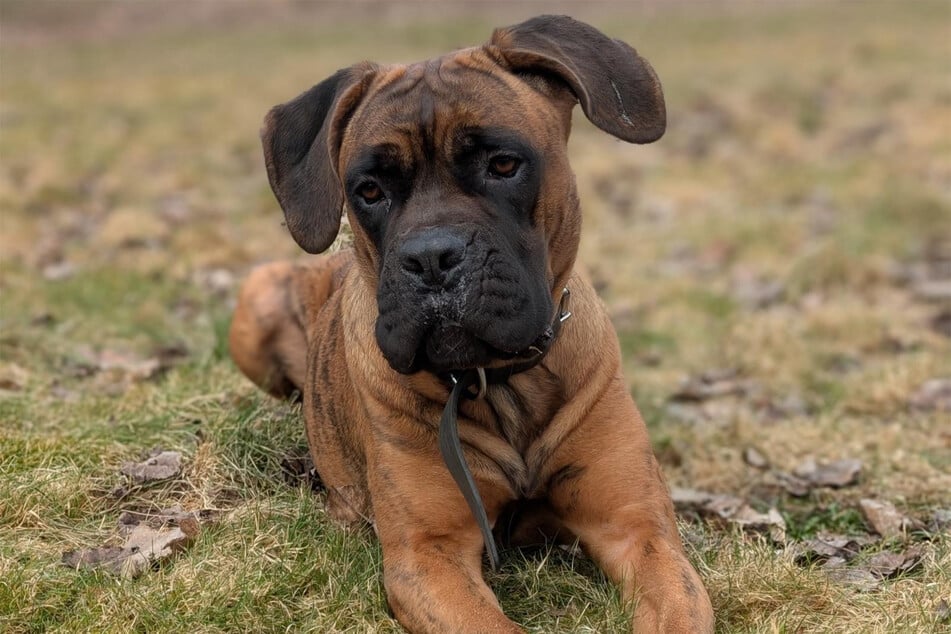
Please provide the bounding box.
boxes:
[229,15,714,633]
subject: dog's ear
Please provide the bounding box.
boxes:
[261,65,375,254]
[491,15,665,144]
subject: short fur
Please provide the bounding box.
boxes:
[230,15,714,633]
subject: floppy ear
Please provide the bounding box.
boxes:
[491,15,665,144]
[261,65,375,254]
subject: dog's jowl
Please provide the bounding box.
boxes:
[230,15,714,633]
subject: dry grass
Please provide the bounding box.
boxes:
[1,2,949,632]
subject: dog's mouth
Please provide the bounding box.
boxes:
[421,323,524,373]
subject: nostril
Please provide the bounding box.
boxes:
[402,255,424,275]
[438,249,462,273]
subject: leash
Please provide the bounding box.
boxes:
[438,288,571,571]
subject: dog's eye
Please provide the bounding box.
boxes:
[488,155,520,178]
[357,182,384,204]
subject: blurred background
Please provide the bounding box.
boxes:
[1,2,949,632]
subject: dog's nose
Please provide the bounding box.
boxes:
[399,230,466,287]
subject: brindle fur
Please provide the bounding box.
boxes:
[230,15,714,633]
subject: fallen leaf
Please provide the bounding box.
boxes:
[732,273,785,310]
[931,509,951,532]
[731,506,786,543]
[98,207,169,248]
[669,368,748,402]
[0,363,29,392]
[669,488,784,542]
[913,280,951,302]
[98,350,161,381]
[791,533,868,565]
[31,312,55,327]
[859,499,921,538]
[670,487,737,514]
[931,309,951,339]
[194,268,235,296]
[281,448,322,491]
[909,378,951,412]
[62,523,191,578]
[825,566,880,592]
[821,556,848,569]
[117,505,215,535]
[755,393,811,422]
[61,547,126,571]
[42,261,77,281]
[793,457,862,488]
[742,447,770,469]
[936,598,950,623]
[120,449,182,483]
[865,547,923,578]
[773,471,812,497]
[152,343,189,370]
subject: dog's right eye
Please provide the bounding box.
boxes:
[357,182,384,204]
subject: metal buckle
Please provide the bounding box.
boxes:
[558,286,572,322]
[449,369,487,400]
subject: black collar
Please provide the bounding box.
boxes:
[438,287,571,570]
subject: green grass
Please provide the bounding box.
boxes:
[2,2,950,632]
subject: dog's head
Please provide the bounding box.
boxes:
[261,15,665,375]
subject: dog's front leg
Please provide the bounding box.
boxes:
[545,377,715,633]
[368,441,522,634]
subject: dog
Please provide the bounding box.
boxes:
[229,15,714,633]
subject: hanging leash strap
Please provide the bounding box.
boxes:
[437,287,572,572]
[438,369,500,570]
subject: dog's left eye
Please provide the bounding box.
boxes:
[487,155,520,178]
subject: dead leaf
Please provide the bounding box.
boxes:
[117,505,215,535]
[791,533,868,565]
[98,207,169,248]
[825,566,881,592]
[931,309,951,339]
[936,598,950,623]
[773,471,812,497]
[194,268,235,296]
[742,447,769,469]
[62,523,191,578]
[670,487,784,542]
[859,499,921,538]
[755,393,811,422]
[98,350,161,381]
[730,506,786,543]
[152,343,189,370]
[0,363,29,392]
[913,280,951,302]
[865,547,923,578]
[42,261,77,281]
[61,547,126,571]
[732,273,785,310]
[793,457,862,488]
[281,448,322,491]
[931,509,951,532]
[909,378,951,412]
[669,368,748,402]
[120,449,182,483]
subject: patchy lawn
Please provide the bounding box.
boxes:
[1,2,949,632]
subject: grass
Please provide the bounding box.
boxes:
[2,1,950,632]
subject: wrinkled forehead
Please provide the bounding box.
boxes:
[339,48,558,165]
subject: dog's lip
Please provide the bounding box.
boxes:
[419,322,539,371]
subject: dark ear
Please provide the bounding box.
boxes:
[491,15,665,144]
[261,65,374,253]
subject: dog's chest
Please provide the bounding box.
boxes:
[482,371,564,455]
